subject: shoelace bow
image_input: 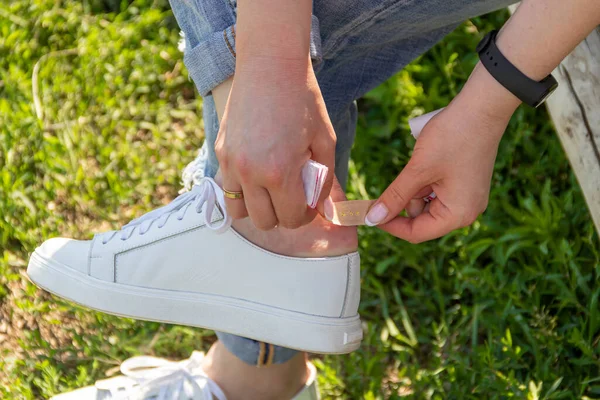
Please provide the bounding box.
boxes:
[96,352,227,400]
[102,178,232,244]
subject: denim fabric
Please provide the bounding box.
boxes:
[216,331,299,366]
[170,0,323,97]
[171,0,516,365]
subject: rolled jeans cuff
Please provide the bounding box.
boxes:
[185,25,237,98]
[184,15,323,97]
[216,331,299,366]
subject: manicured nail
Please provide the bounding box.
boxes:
[324,197,334,221]
[365,203,388,226]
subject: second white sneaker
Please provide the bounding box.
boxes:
[51,351,321,400]
[27,178,362,354]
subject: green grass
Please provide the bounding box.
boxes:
[1,1,599,398]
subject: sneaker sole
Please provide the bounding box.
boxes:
[27,251,363,354]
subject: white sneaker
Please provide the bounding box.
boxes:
[27,178,362,354]
[50,351,321,400]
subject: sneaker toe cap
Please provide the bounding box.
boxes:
[37,238,91,274]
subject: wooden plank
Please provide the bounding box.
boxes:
[509,4,600,233]
[546,28,600,234]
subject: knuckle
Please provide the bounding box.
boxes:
[215,146,227,167]
[264,166,284,186]
[234,154,251,179]
[387,184,407,205]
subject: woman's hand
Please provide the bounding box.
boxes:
[215,57,336,230]
[365,65,518,242]
[366,0,600,243]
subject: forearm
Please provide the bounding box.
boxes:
[214,0,313,123]
[456,0,600,125]
[213,77,233,122]
[236,0,312,77]
[498,0,600,81]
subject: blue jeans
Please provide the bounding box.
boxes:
[170,0,514,365]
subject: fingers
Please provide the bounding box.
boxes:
[219,128,335,230]
[423,202,431,214]
[378,199,457,243]
[244,186,278,230]
[222,172,248,220]
[365,162,432,227]
[406,198,426,218]
[406,189,436,218]
[270,171,316,229]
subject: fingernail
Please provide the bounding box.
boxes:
[365,203,388,226]
[324,197,334,221]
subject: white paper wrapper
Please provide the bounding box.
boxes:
[302,159,328,208]
[408,108,444,139]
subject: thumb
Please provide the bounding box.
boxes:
[365,164,429,227]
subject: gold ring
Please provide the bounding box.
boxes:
[223,189,244,200]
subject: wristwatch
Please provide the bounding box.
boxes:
[476,30,558,108]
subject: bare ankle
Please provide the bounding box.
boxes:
[203,341,309,400]
[232,214,357,258]
[231,178,358,257]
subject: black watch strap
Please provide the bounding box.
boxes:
[476,30,558,108]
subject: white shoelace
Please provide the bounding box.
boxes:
[96,352,227,400]
[102,178,231,244]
